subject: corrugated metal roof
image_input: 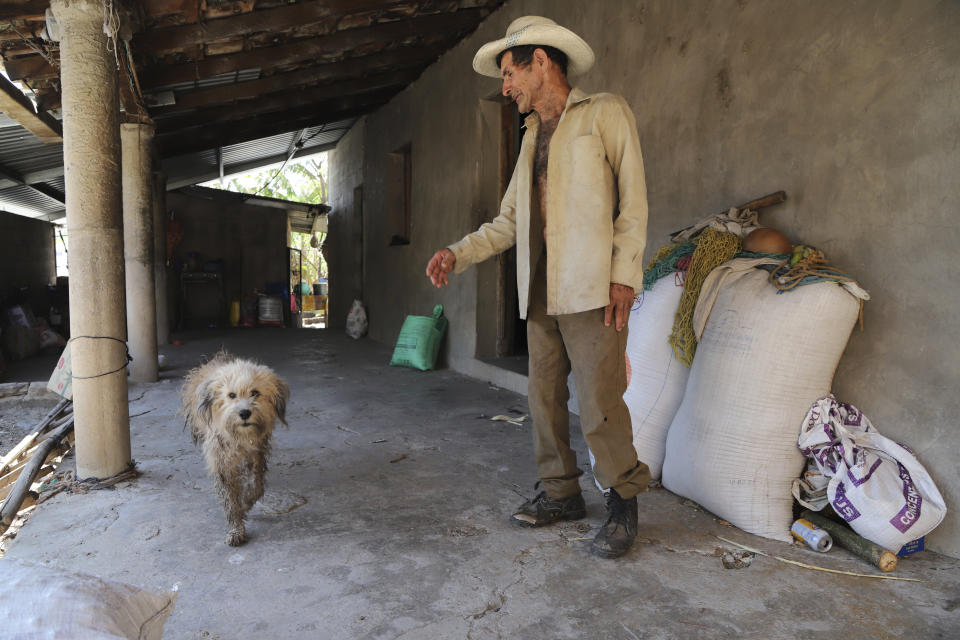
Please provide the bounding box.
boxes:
[0,184,63,215]
[0,107,358,221]
[163,117,357,189]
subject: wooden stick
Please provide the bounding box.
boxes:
[669,191,788,238]
[0,435,72,491]
[735,190,787,213]
[801,510,898,573]
[716,536,918,582]
[0,417,74,532]
[0,400,71,474]
[0,432,39,475]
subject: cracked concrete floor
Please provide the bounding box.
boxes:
[2,328,959,639]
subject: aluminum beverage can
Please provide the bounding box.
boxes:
[791,518,833,552]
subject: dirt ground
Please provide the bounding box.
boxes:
[0,377,63,454]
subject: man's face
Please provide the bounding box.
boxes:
[500,51,541,113]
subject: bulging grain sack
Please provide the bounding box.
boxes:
[661,267,863,542]
[624,276,690,479]
[588,274,689,488]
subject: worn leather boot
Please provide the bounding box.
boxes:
[511,485,586,527]
[590,488,638,558]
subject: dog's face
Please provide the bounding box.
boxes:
[197,360,289,435]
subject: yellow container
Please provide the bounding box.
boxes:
[229,300,241,327]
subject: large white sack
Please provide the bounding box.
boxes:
[0,559,177,639]
[625,276,690,479]
[588,275,688,488]
[661,268,861,542]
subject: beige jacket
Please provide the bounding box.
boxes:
[448,87,648,318]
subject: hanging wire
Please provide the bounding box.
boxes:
[103,0,122,69]
[123,40,144,103]
[7,21,59,69]
[244,124,328,199]
[68,336,132,379]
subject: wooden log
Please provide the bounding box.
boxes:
[0,439,69,495]
[0,432,39,475]
[36,410,75,440]
[0,417,73,533]
[0,423,73,490]
[735,190,787,213]
[801,510,898,573]
[0,399,71,473]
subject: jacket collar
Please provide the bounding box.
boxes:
[524,86,591,128]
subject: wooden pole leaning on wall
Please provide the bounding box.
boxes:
[669,190,788,240]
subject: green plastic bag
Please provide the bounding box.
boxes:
[389,304,448,371]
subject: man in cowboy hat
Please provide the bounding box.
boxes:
[425,16,651,558]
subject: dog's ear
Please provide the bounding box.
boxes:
[197,378,217,426]
[272,377,290,426]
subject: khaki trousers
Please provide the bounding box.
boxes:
[526,253,651,500]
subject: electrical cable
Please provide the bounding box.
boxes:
[67,336,132,379]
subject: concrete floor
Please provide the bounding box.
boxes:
[2,328,959,639]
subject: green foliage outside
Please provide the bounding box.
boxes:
[209,153,328,204]
[202,152,329,286]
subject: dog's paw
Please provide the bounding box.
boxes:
[226,529,247,546]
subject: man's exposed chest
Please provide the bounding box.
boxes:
[532,119,559,182]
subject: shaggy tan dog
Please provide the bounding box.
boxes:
[180,352,289,546]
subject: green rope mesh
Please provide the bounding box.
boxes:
[642,242,696,291]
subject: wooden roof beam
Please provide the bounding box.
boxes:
[154,68,419,134]
[156,91,392,157]
[150,44,442,114]
[0,72,61,143]
[0,1,49,21]
[138,8,486,90]
[134,0,417,56]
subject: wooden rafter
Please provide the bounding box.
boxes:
[133,0,420,56]
[156,89,394,157]
[152,44,441,114]
[0,1,48,21]
[138,9,484,90]
[155,70,414,133]
[0,71,61,142]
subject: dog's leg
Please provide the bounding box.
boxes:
[243,453,268,512]
[216,472,248,546]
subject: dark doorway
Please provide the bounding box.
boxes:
[475,96,529,375]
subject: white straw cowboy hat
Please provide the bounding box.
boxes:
[472,16,595,78]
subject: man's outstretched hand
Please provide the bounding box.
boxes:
[426,248,456,288]
[604,283,635,332]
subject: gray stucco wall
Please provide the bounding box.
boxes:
[327,119,367,330]
[167,192,289,328]
[328,0,960,556]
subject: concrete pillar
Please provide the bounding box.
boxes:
[52,0,131,479]
[153,171,170,346]
[121,122,158,382]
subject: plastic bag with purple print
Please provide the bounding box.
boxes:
[795,394,947,551]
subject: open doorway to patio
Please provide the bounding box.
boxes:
[201,151,331,330]
[289,230,327,329]
[475,95,527,375]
